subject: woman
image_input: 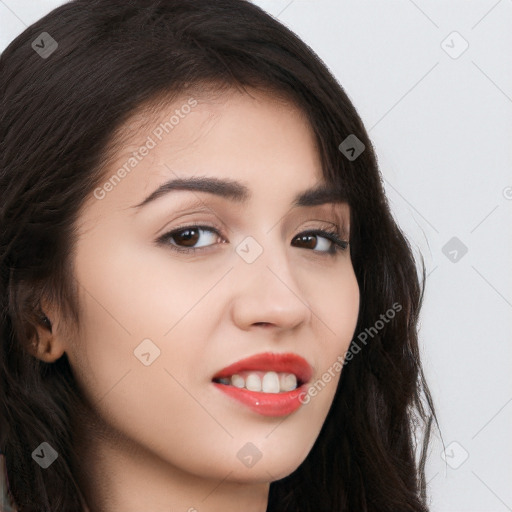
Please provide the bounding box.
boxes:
[0,0,438,510]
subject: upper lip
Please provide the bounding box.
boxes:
[212,351,313,385]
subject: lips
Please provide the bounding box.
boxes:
[211,351,313,385]
[211,352,314,416]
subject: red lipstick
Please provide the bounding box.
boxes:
[211,352,313,417]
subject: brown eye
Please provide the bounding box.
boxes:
[158,225,223,254]
[292,230,348,255]
[293,233,318,250]
[172,227,200,247]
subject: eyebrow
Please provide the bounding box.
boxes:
[131,176,347,210]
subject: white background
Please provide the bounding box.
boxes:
[1,1,511,510]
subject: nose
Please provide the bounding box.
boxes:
[229,241,312,333]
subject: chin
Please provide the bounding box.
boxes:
[236,453,306,483]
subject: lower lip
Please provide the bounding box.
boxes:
[212,382,309,417]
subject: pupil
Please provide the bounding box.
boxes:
[299,234,315,249]
[178,228,198,247]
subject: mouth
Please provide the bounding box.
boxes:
[211,352,313,417]
[212,371,305,393]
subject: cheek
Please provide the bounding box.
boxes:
[67,250,223,472]
[325,266,359,341]
[67,238,225,433]
[72,226,223,345]
[299,263,359,401]
[303,259,360,351]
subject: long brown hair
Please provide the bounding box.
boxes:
[0,1,439,510]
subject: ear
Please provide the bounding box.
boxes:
[27,302,67,363]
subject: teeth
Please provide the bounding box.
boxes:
[216,371,299,393]
[280,373,297,392]
[231,374,245,388]
[245,374,261,392]
[262,371,280,393]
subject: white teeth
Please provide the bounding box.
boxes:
[216,371,299,393]
[231,374,245,388]
[245,374,261,392]
[280,373,298,392]
[261,371,280,393]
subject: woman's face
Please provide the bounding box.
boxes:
[64,88,359,486]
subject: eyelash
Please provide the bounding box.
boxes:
[156,223,349,257]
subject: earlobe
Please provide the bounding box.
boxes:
[28,312,66,363]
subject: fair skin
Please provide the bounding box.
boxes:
[33,88,360,512]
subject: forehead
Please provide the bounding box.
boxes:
[80,87,348,225]
[111,86,317,168]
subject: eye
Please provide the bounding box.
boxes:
[156,224,224,254]
[156,224,349,256]
[291,229,349,255]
